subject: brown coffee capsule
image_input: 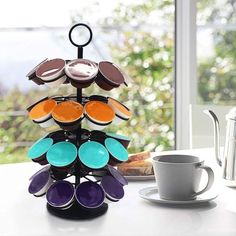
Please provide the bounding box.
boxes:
[96,61,125,91]
[26,59,48,85]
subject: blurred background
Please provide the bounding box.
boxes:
[0,0,235,163]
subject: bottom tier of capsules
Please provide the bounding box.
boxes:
[28,164,128,209]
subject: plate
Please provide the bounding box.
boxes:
[139,186,218,205]
[124,175,155,181]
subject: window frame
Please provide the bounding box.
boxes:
[175,0,197,149]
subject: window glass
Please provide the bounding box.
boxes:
[0,0,175,163]
[197,0,236,105]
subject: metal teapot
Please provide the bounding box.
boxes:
[204,108,236,187]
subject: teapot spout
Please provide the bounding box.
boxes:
[203,110,222,166]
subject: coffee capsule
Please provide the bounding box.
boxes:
[46,141,77,170]
[107,165,128,186]
[65,59,98,88]
[78,141,109,169]
[36,58,66,87]
[52,101,84,131]
[29,165,51,181]
[26,59,48,85]
[107,97,131,124]
[84,101,115,130]
[28,138,53,165]
[96,61,125,91]
[46,180,75,208]
[101,175,124,201]
[28,169,53,197]
[28,99,57,128]
[104,138,128,165]
[75,181,105,208]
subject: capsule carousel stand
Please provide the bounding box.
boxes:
[48,23,108,219]
[26,23,130,220]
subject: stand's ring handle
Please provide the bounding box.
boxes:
[69,23,93,48]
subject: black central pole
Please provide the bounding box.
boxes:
[75,47,83,186]
[78,47,83,60]
[68,23,93,187]
[76,48,83,103]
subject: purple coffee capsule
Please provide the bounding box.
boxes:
[107,165,128,186]
[75,181,105,209]
[101,175,124,201]
[29,165,50,181]
[46,180,74,208]
[28,170,53,197]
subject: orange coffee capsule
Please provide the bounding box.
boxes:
[52,101,83,123]
[108,98,131,119]
[85,101,115,123]
[29,99,57,121]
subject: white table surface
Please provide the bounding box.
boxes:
[1,148,236,236]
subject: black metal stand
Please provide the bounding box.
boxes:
[47,23,108,219]
[47,202,108,220]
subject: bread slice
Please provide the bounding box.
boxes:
[127,151,151,163]
[117,151,153,176]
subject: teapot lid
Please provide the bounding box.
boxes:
[226,107,236,121]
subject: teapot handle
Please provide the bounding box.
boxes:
[203,110,222,166]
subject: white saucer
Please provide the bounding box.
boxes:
[125,175,155,181]
[139,186,218,205]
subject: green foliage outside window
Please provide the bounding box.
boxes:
[197,0,236,105]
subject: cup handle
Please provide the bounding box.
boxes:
[193,165,214,197]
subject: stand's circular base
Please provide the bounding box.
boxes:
[47,202,108,220]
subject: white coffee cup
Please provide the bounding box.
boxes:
[152,154,214,201]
